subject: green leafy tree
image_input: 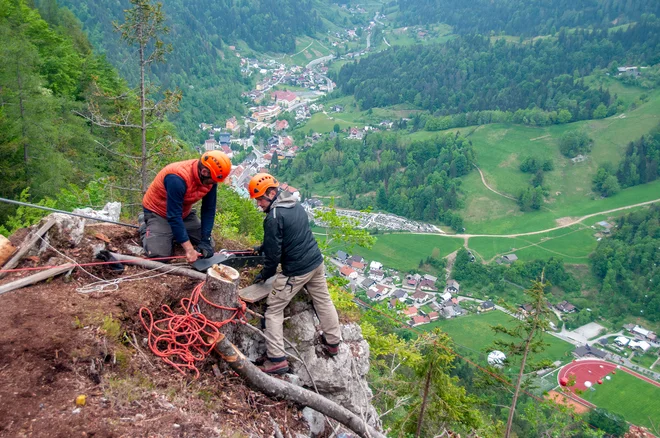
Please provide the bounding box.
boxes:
[81,0,182,194]
[559,131,593,158]
[587,408,628,437]
[492,276,553,438]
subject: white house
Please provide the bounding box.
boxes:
[370,261,383,271]
[629,340,651,352]
[440,291,452,302]
[445,279,459,293]
[614,336,630,346]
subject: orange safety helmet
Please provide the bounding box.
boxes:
[248,173,279,198]
[200,151,231,182]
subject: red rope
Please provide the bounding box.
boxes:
[139,281,247,378]
[0,256,187,273]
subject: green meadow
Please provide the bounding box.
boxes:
[417,311,575,375]
[580,370,660,430]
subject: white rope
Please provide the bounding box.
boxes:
[37,235,187,294]
[75,263,187,294]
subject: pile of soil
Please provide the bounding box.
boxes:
[0,224,305,437]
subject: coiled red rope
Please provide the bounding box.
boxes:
[139,281,247,378]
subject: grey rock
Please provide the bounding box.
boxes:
[125,244,145,256]
[302,407,325,437]
[73,202,122,223]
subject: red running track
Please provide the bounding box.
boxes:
[558,359,660,396]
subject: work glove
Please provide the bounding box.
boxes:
[252,272,265,284]
[252,244,263,255]
[197,240,214,259]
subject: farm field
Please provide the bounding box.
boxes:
[418,311,574,376]
[328,232,464,273]
[579,367,660,429]
[459,88,660,234]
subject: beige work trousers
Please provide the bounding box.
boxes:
[265,263,342,359]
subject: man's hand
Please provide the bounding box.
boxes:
[182,241,200,263]
[252,244,262,255]
[252,272,265,284]
[197,240,214,259]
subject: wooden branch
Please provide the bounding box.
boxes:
[0,218,56,279]
[0,263,75,296]
[108,252,205,280]
[213,334,385,438]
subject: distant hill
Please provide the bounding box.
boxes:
[50,0,326,141]
[396,0,660,36]
[337,17,660,117]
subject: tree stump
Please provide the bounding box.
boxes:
[199,264,241,342]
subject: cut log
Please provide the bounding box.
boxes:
[0,218,56,279]
[200,264,241,342]
[0,263,75,296]
[0,235,16,267]
[108,252,205,281]
[213,333,385,438]
[239,276,275,303]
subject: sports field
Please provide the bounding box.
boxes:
[418,310,574,375]
[558,359,660,429]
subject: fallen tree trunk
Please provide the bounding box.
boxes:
[0,263,75,296]
[213,334,385,438]
[0,218,56,279]
[108,252,206,281]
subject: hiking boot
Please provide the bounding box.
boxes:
[258,359,289,375]
[321,333,340,357]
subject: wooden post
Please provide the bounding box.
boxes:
[0,218,56,279]
[213,334,386,438]
[199,264,241,341]
[0,235,16,267]
[0,264,75,296]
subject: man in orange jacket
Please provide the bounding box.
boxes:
[140,151,231,263]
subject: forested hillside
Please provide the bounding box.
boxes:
[337,16,660,116]
[0,0,122,219]
[51,0,323,141]
[591,205,660,323]
[276,133,472,230]
[396,0,660,36]
[0,0,188,225]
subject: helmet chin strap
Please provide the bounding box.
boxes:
[262,191,279,213]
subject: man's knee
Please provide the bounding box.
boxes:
[143,235,173,258]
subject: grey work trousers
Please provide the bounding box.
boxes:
[139,210,202,258]
[265,263,342,359]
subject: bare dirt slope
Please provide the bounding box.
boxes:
[0,225,305,437]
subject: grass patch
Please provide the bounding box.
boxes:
[325,232,463,273]
[580,370,660,429]
[454,89,660,234]
[417,310,574,376]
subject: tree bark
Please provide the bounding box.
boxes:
[108,252,206,280]
[0,218,56,279]
[504,319,538,438]
[139,38,148,194]
[416,360,433,438]
[199,264,241,342]
[0,263,75,295]
[213,334,385,438]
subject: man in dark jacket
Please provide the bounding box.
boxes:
[249,173,342,374]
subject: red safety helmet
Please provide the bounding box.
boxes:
[200,151,231,182]
[248,173,279,198]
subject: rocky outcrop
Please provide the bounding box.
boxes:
[234,293,381,436]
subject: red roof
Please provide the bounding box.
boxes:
[272,90,297,102]
[340,266,355,277]
[275,120,289,130]
[350,261,365,270]
[264,153,272,160]
[403,307,418,316]
[412,315,430,325]
[428,312,439,320]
